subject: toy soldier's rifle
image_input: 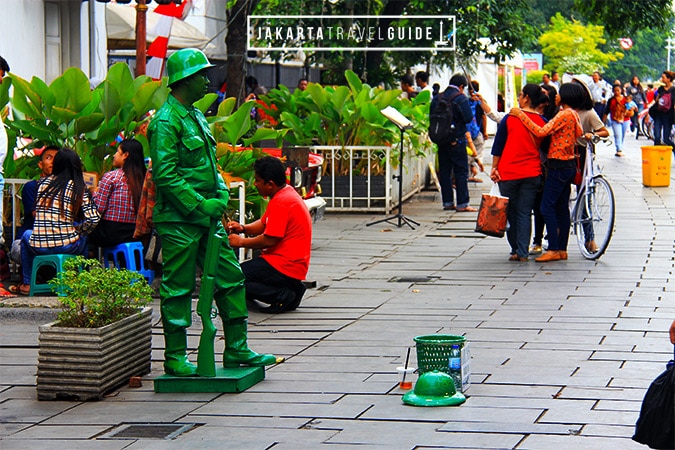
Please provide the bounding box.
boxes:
[196,219,221,377]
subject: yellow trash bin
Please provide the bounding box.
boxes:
[641,146,672,187]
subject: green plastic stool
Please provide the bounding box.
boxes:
[29,254,77,296]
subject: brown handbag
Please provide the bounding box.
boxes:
[475,184,509,238]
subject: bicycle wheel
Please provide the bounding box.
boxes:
[575,176,615,260]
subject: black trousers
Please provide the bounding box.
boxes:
[240,257,306,312]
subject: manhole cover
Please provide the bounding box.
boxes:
[101,423,196,440]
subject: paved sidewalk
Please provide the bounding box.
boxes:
[1,135,673,449]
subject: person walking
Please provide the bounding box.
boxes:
[589,71,610,119]
[430,73,476,212]
[603,85,631,157]
[510,83,584,263]
[649,70,675,148]
[490,84,548,261]
[626,76,646,137]
[148,48,276,377]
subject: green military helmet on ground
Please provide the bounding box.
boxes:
[402,370,466,407]
[166,48,214,86]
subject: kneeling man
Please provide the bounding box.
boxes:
[227,156,312,313]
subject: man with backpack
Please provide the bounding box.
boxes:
[429,73,476,212]
[648,70,675,148]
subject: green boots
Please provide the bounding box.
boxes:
[163,331,198,377]
[223,319,277,368]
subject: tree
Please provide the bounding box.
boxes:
[539,13,622,74]
[226,0,260,103]
[249,0,538,85]
[604,28,669,84]
[574,0,675,38]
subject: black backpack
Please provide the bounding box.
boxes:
[429,90,462,144]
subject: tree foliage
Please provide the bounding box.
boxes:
[250,0,537,85]
[574,0,675,38]
[539,13,622,74]
[604,28,669,84]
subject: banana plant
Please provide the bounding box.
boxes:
[4,63,169,179]
[259,69,431,176]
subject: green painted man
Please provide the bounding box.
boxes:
[148,48,276,377]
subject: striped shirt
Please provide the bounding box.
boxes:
[93,169,137,223]
[517,108,582,161]
[29,178,101,249]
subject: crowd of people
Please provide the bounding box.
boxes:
[428,67,674,264]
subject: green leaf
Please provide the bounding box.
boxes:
[345,70,363,94]
[193,93,218,114]
[100,81,122,121]
[217,97,237,116]
[242,128,278,147]
[221,101,254,145]
[9,75,41,119]
[50,67,92,112]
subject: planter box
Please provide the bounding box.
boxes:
[37,307,152,401]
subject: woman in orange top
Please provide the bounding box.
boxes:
[510,83,584,262]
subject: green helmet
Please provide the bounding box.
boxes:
[402,370,466,407]
[166,48,214,86]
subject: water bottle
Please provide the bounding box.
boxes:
[448,344,462,392]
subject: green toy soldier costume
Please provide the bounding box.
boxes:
[148,48,276,377]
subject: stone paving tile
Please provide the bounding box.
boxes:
[582,423,638,438]
[191,396,370,419]
[4,424,110,440]
[517,433,644,449]
[43,401,205,425]
[312,418,525,449]
[0,399,76,423]
[0,440,129,450]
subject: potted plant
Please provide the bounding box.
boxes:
[260,70,432,210]
[36,256,153,401]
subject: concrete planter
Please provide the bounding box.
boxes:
[37,306,152,401]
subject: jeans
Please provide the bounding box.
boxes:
[540,166,576,251]
[437,139,470,208]
[500,176,542,259]
[21,230,89,285]
[610,120,630,152]
[652,114,674,147]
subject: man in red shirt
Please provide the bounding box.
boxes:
[227,156,312,313]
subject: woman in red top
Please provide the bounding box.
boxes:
[490,84,549,261]
[511,83,584,262]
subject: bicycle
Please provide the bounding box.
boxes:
[570,135,615,260]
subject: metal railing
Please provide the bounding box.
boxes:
[312,145,432,213]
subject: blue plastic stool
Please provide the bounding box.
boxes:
[102,242,154,283]
[29,254,77,296]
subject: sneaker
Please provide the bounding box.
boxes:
[615,151,624,157]
[529,245,543,255]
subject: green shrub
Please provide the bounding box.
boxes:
[51,256,153,328]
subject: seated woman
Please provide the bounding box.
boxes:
[12,148,101,295]
[89,139,146,248]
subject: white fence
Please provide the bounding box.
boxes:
[312,145,433,214]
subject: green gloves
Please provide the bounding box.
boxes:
[198,198,227,219]
[216,189,230,205]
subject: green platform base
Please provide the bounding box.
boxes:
[153,366,265,393]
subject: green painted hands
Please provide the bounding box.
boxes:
[198,198,227,218]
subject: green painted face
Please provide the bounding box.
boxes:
[184,71,210,103]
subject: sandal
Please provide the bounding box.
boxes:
[0,286,16,298]
[9,284,30,296]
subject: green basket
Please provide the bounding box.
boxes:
[414,334,466,374]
